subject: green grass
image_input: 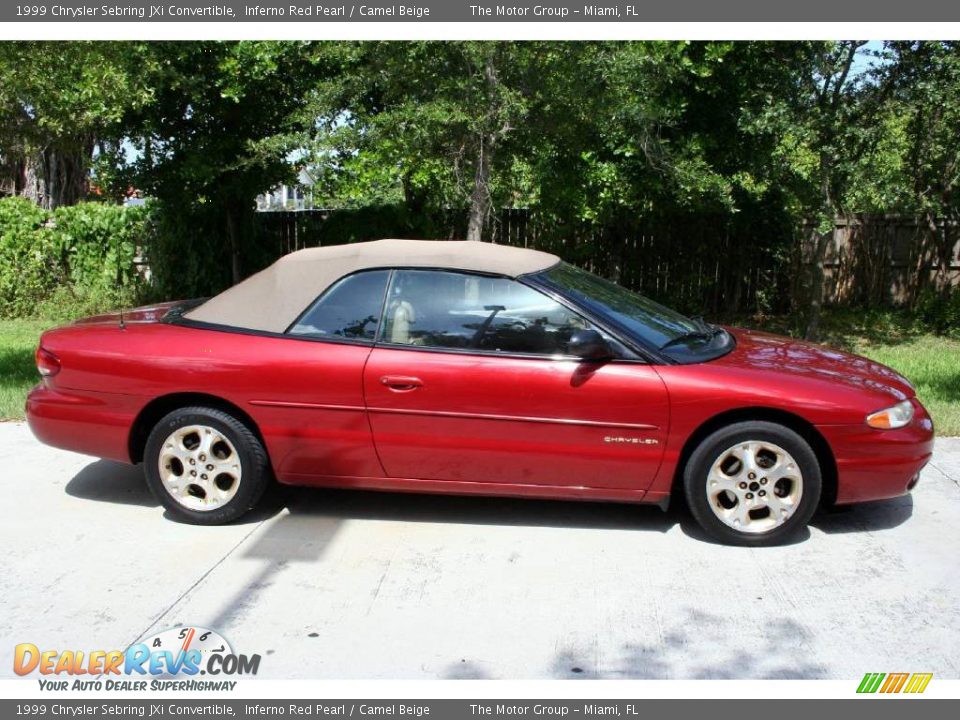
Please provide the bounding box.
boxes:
[857,337,960,436]
[0,319,52,420]
[2,311,958,435]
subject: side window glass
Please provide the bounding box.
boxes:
[382,269,599,356]
[288,270,389,341]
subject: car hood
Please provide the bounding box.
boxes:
[715,327,915,400]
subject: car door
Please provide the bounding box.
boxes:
[363,269,670,491]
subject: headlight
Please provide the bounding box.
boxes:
[866,399,915,429]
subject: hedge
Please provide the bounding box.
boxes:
[0,197,148,319]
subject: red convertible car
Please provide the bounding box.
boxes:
[27,240,934,545]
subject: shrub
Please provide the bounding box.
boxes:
[917,286,960,337]
[142,200,235,301]
[50,202,146,295]
[0,198,60,318]
[0,197,149,319]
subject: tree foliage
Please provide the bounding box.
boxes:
[2,40,960,325]
[0,42,151,208]
[888,43,960,291]
[119,41,331,291]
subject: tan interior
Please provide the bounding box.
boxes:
[184,239,561,333]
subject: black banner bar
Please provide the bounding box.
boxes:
[3,1,960,23]
[2,699,959,720]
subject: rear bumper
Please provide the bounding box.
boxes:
[818,399,935,504]
[26,383,139,464]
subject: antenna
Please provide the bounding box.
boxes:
[117,211,126,331]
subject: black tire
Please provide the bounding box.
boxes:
[683,421,821,546]
[144,406,271,525]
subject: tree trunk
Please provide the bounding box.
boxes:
[40,143,91,209]
[225,204,243,286]
[22,157,42,205]
[465,51,504,244]
[13,157,28,195]
[804,152,835,341]
[466,133,493,243]
[933,212,955,297]
[804,226,832,341]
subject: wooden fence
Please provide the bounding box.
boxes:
[256,208,960,314]
[808,215,960,306]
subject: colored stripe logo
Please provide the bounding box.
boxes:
[857,672,932,694]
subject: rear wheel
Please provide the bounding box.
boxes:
[684,421,821,546]
[144,406,270,525]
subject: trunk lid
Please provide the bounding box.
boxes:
[70,301,183,327]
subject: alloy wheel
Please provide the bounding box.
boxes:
[158,424,242,511]
[705,440,803,534]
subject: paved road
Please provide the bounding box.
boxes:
[1,422,958,680]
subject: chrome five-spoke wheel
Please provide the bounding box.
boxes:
[159,424,242,511]
[706,440,803,534]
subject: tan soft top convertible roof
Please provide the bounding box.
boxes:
[184,239,561,333]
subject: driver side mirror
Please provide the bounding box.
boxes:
[568,328,613,361]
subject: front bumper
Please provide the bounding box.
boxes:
[818,398,935,504]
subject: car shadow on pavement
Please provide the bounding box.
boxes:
[676,515,811,546]
[64,459,290,524]
[676,495,914,545]
[65,459,158,508]
[811,493,914,534]
[64,459,915,539]
[278,485,678,532]
[195,487,685,635]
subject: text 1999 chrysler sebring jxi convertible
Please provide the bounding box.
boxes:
[27,240,934,545]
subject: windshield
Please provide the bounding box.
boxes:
[532,263,732,362]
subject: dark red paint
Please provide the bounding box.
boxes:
[26,306,934,508]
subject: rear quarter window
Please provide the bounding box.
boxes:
[287,270,390,342]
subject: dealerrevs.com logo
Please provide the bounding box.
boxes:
[14,626,260,692]
[857,672,933,694]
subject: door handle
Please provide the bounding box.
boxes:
[380,375,423,392]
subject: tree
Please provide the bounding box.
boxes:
[742,41,905,338]
[307,42,549,241]
[122,41,330,288]
[0,42,149,209]
[886,42,960,300]
[308,42,742,247]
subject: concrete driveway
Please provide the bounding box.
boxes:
[1,421,958,680]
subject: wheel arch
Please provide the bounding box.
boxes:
[671,406,838,507]
[128,392,267,465]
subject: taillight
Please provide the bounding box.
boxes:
[36,346,60,377]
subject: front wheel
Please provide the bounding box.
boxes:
[684,421,821,546]
[144,406,271,525]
